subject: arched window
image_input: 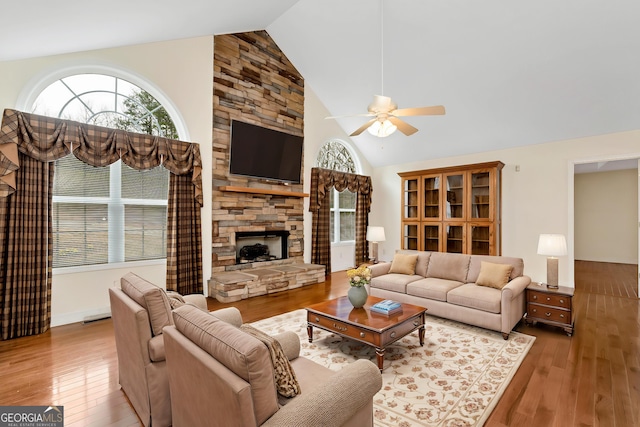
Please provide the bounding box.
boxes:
[31,74,175,268]
[316,140,358,244]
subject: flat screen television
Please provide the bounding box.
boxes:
[229,120,303,184]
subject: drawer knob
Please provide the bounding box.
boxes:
[560,314,565,318]
[360,332,365,338]
[545,312,552,317]
[390,331,396,338]
[315,316,320,323]
[413,320,419,327]
[532,295,538,300]
[546,297,551,301]
[559,299,565,304]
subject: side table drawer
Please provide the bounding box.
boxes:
[527,303,571,325]
[528,290,571,309]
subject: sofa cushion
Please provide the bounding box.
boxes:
[447,284,502,314]
[370,274,423,293]
[476,261,514,289]
[406,278,464,302]
[172,305,278,425]
[426,252,471,283]
[121,272,173,336]
[467,255,524,283]
[388,253,419,275]
[241,324,301,398]
[396,250,432,277]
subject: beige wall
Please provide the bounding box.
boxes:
[371,131,640,288]
[0,37,214,326]
[574,169,638,264]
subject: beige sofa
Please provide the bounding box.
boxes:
[163,304,382,427]
[367,250,531,339]
[108,272,242,427]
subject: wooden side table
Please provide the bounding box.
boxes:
[524,282,575,336]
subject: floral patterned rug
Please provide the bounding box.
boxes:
[251,309,535,427]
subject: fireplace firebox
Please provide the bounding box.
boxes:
[235,230,289,264]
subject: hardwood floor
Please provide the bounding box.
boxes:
[0,261,637,426]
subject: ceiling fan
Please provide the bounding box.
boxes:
[327,95,445,137]
[326,0,445,138]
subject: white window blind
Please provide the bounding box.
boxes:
[52,155,168,268]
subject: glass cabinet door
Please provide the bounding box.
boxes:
[402,222,420,250]
[444,173,465,220]
[422,223,441,252]
[422,175,440,220]
[444,224,464,253]
[470,170,491,220]
[402,177,420,220]
[469,224,492,255]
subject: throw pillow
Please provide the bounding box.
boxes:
[241,324,301,398]
[388,253,419,275]
[476,261,514,289]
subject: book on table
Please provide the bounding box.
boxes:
[370,299,403,315]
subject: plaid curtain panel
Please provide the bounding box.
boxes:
[166,172,203,294]
[0,154,53,339]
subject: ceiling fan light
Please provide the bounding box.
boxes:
[367,119,397,137]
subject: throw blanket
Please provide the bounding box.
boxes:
[241,324,301,398]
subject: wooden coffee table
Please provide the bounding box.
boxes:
[306,296,427,371]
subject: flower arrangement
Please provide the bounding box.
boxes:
[346,265,372,287]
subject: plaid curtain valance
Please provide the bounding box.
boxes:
[0,109,202,205]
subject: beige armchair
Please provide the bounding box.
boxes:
[108,272,241,427]
[163,304,382,427]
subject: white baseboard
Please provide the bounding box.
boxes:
[51,306,112,327]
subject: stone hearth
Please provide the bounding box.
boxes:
[208,264,325,303]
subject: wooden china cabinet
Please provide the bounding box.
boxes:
[399,161,504,256]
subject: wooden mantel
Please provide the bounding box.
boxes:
[219,186,309,198]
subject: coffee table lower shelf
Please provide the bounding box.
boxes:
[306,296,427,372]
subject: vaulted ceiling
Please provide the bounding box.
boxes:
[2,0,639,167]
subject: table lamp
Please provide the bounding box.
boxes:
[537,234,567,289]
[366,226,386,264]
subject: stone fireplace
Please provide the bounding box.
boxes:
[235,230,289,264]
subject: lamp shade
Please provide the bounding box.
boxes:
[366,226,386,242]
[537,234,567,257]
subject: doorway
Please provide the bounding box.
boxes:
[572,157,639,297]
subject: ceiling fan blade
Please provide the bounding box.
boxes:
[388,116,419,136]
[325,113,375,120]
[350,118,378,136]
[392,105,446,117]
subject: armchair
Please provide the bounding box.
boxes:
[163,304,382,427]
[108,272,241,427]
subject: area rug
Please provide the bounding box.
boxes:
[251,309,535,427]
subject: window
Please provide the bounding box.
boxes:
[32,74,176,268]
[316,140,358,243]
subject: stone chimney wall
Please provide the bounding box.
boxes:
[211,31,305,274]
